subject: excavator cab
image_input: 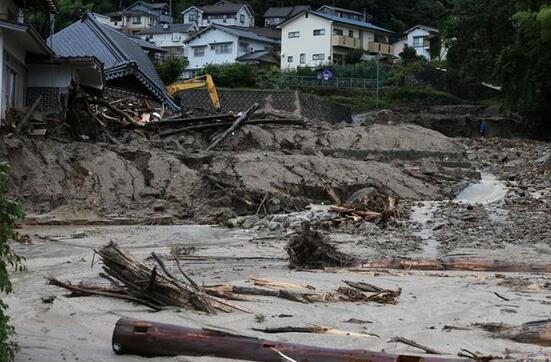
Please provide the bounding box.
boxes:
[166,74,221,111]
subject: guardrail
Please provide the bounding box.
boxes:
[258,75,381,90]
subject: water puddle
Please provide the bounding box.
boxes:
[455,173,508,205]
[410,201,441,257]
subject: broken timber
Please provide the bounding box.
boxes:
[287,224,551,272]
[205,103,259,151]
[112,318,464,361]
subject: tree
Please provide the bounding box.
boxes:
[344,49,365,64]
[203,63,258,88]
[399,46,423,64]
[497,3,551,121]
[155,56,189,85]
[0,163,25,362]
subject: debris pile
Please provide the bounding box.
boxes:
[286,223,358,269]
[49,241,230,313]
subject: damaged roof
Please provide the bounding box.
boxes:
[48,12,178,110]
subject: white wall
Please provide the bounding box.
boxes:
[27,65,72,87]
[141,31,192,56]
[407,28,431,59]
[393,38,407,57]
[186,29,272,71]
[182,8,203,26]
[280,13,332,69]
[186,29,238,71]
[201,7,253,27]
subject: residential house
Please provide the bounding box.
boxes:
[182,1,254,28]
[107,1,172,34]
[183,24,279,77]
[138,23,197,58]
[263,6,310,27]
[317,6,365,22]
[49,12,178,110]
[236,50,279,67]
[1,0,105,123]
[278,10,394,69]
[393,25,445,60]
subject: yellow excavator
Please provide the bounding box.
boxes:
[166,74,221,111]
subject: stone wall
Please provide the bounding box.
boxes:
[177,88,352,123]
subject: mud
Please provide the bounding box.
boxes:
[2,121,473,224]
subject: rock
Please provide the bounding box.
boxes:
[72,231,87,239]
[346,187,378,205]
[267,221,282,231]
[537,153,551,170]
[241,215,260,229]
[373,109,395,123]
[153,203,166,212]
[420,158,438,175]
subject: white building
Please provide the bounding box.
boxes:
[393,25,446,60]
[107,1,172,34]
[138,23,197,57]
[183,24,279,76]
[182,1,254,28]
[279,10,394,70]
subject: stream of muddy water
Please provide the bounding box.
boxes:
[410,172,509,257]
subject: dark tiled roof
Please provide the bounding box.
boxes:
[228,25,280,40]
[309,11,393,34]
[264,5,310,18]
[201,2,248,15]
[236,50,278,64]
[185,24,279,45]
[128,35,167,52]
[138,23,195,34]
[49,12,177,110]
[317,5,363,16]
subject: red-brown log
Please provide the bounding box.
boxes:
[112,318,465,362]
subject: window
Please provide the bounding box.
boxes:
[172,32,181,41]
[193,47,205,57]
[287,56,293,63]
[6,68,17,108]
[288,31,300,38]
[189,11,197,22]
[240,14,245,23]
[131,16,141,24]
[333,28,343,35]
[313,29,325,36]
[348,30,354,37]
[300,53,305,64]
[149,16,155,25]
[212,43,232,54]
[312,53,325,61]
[413,36,424,47]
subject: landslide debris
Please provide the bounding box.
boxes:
[1,120,476,224]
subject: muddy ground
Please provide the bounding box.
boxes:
[3,109,551,361]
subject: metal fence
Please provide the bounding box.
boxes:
[258,75,382,90]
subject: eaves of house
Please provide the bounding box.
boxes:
[49,12,178,110]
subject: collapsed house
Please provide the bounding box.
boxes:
[0,0,106,125]
[48,11,178,111]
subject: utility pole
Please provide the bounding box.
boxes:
[376,53,380,108]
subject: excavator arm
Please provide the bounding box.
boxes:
[166,74,221,111]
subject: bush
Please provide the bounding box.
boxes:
[203,63,258,88]
[0,162,25,362]
[155,55,188,85]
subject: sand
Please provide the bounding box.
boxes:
[7,224,551,362]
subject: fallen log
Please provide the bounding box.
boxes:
[287,225,551,272]
[16,95,42,132]
[159,118,305,138]
[205,103,259,151]
[112,318,463,361]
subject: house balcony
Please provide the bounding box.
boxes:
[331,35,361,49]
[367,42,394,56]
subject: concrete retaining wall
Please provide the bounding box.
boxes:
[177,89,352,123]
